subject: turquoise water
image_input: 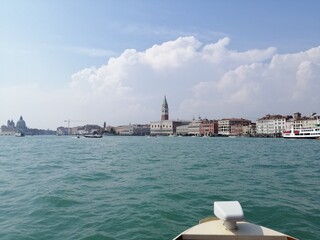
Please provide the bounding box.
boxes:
[0,136,319,239]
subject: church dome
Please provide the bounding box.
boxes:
[16,116,26,130]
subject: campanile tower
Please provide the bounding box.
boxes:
[161,95,169,120]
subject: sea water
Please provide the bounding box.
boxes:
[0,136,319,240]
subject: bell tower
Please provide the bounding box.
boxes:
[161,95,169,120]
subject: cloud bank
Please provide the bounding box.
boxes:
[1,37,319,129]
[70,37,320,121]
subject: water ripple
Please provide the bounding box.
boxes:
[0,136,319,240]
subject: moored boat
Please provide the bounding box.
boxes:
[282,113,320,139]
[173,201,297,240]
[282,125,320,139]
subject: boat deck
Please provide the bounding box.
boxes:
[174,219,297,240]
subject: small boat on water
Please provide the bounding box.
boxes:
[14,132,25,137]
[84,134,103,138]
[173,201,297,240]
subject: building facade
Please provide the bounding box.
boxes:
[256,114,289,136]
[188,118,203,136]
[200,119,218,136]
[0,116,27,135]
[150,120,189,136]
[176,124,189,136]
[242,123,257,136]
[285,112,319,130]
[115,124,150,136]
[218,118,251,136]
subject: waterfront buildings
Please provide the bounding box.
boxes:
[256,112,319,137]
[150,96,190,136]
[1,116,55,135]
[200,119,219,136]
[0,116,27,135]
[242,123,257,136]
[150,120,190,136]
[178,112,318,137]
[115,124,150,136]
[182,118,218,136]
[187,118,203,136]
[3,101,317,139]
[286,112,319,129]
[57,124,103,136]
[176,124,189,136]
[1,120,16,135]
[256,114,289,136]
[151,97,255,137]
[56,126,68,135]
[218,118,252,136]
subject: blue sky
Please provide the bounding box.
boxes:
[1,0,320,129]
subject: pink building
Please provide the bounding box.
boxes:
[200,120,218,136]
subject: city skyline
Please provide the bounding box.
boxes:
[1,108,318,131]
[1,0,319,129]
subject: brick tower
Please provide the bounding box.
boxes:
[161,95,169,120]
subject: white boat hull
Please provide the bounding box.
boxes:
[174,201,297,240]
[84,134,103,138]
[14,132,25,137]
[173,218,297,240]
[282,128,320,139]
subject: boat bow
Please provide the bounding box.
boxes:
[173,201,297,240]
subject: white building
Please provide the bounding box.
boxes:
[256,114,289,135]
[285,112,319,130]
[150,120,190,136]
[116,124,150,136]
[176,124,189,136]
[188,118,203,136]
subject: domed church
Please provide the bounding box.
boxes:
[16,116,27,131]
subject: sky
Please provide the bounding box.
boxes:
[1,0,319,130]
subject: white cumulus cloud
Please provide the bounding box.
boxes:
[70,37,319,123]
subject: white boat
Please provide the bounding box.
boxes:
[14,132,25,137]
[173,201,297,240]
[282,124,320,139]
[83,134,103,138]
